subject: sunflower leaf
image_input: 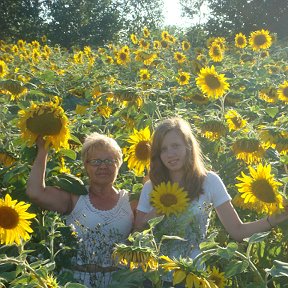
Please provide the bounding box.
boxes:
[245,231,271,243]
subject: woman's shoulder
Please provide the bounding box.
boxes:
[204,171,223,184]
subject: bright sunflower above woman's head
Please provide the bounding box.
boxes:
[123,126,151,176]
[236,163,284,215]
[196,65,230,99]
[150,182,189,216]
[18,99,70,151]
[277,80,288,104]
[249,29,272,51]
[235,33,247,48]
[0,194,36,245]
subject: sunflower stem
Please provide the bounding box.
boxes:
[0,258,48,288]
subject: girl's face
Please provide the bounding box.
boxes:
[160,130,187,177]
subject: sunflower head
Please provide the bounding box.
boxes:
[236,163,284,215]
[249,29,272,51]
[113,243,158,272]
[123,127,151,176]
[177,71,190,86]
[0,194,36,245]
[235,33,247,48]
[207,266,227,288]
[18,100,70,151]
[196,65,230,99]
[150,182,189,216]
[232,138,265,164]
[201,120,227,141]
[259,87,278,103]
[277,80,288,103]
[209,43,224,62]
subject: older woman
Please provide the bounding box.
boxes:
[26,132,134,287]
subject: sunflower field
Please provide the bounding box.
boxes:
[0,27,288,288]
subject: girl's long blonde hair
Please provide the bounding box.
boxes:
[149,117,207,200]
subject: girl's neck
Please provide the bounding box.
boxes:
[169,171,184,184]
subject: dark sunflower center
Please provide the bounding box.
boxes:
[213,47,221,56]
[0,206,19,229]
[26,111,62,135]
[237,139,260,152]
[161,41,168,48]
[254,35,267,46]
[237,37,244,45]
[184,43,189,49]
[210,275,222,286]
[142,74,148,79]
[135,141,151,160]
[283,87,288,97]
[120,53,127,60]
[160,193,177,207]
[177,54,183,60]
[180,75,187,82]
[0,66,3,73]
[251,179,276,203]
[205,75,221,89]
[231,117,243,128]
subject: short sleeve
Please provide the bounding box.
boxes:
[203,172,232,208]
[137,180,154,213]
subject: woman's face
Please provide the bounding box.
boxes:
[159,129,187,177]
[85,147,120,186]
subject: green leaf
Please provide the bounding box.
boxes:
[161,235,187,242]
[199,240,218,250]
[245,231,271,243]
[265,107,279,118]
[267,260,288,277]
[224,260,249,277]
[148,215,164,228]
[59,148,77,160]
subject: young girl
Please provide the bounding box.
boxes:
[134,117,288,271]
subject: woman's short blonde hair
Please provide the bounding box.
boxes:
[81,132,123,166]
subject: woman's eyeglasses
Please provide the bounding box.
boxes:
[86,159,117,167]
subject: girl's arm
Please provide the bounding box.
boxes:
[215,200,288,242]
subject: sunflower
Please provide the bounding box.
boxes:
[275,138,288,155]
[174,52,187,64]
[277,80,288,103]
[207,266,226,288]
[112,244,158,272]
[153,40,161,49]
[196,65,230,99]
[209,43,224,62]
[123,126,151,176]
[232,138,265,164]
[116,47,130,65]
[182,41,191,51]
[177,71,190,86]
[96,105,112,118]
[130,33,138,44]
[161,40,169,49]
[249,29,272,51]
[161,31,170,41]
[235,33,247,48]
[18,100,70,151]
[139,38,150,50]
[201,120,226,141]
[259,87,278,103]
[0,79,28,100]
[225,109,247,131]
[0,194,36,245]
[41,274,58,288]
[73,51,84,64]
[139,69,150,81]
[134,50,157,65]
[0,60,8,78]
[183,92,209,105]
[143,27,150,38]
[160,256,217,288]
[150,182,189,216]
[0,151,16,167]
[236,163,284,215]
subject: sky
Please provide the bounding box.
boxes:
[162,0,210,27]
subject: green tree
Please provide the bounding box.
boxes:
[180,0,288,39]
[0,0,45,41]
